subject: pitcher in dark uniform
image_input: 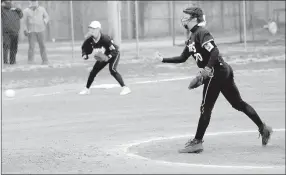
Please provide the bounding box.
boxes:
[155,7,273,153]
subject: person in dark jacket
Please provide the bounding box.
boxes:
[1,0,23,64]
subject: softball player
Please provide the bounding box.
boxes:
[80,21,131,96]
[155,7,273,153]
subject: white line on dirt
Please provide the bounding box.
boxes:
[115,128,285,170]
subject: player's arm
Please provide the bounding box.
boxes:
[160,46,191,63]
[14,7,23,19]
[204,41,219,68]
[200,31,219,68]
[42,7,50,25]
[81,37,93,59]
[22,9,28,34]
[104,36,119,59]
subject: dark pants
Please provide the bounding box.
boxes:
[194,62,264,140]
[86,53,125,88]
[27,32,48,63]
[2,32,19,64]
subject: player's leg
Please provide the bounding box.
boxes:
[179,76,221,153]
[9,34,19,65]
[2,32,9,64]
[79,61,108,95]
[221,66,272,146]
[28,32,36,64]
[108,53,131,95]
[36,32,48,64]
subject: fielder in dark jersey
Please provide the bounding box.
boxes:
[80,21,131,96]
[155,7,273,153]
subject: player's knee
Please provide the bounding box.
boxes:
[110,69,117,76]
[200,106,212,120]
[232,100,246,111]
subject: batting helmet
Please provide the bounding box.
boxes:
[183,7,205,23]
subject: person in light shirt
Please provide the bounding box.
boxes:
[23,0,49,65]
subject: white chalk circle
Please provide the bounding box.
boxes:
[123,129,285,169]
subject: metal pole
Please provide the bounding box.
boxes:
[70,1,75,60]
[107,1,121,48]
[171,1,175,46]
[126,1,132,39]
[135,0,139,58]
[118,1,122,48]
[242,0,247,51]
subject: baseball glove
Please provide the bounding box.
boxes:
[188,74,204,90]
[94,52,109,62]
[188,67,214,90]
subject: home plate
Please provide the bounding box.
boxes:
[91,84,120,89]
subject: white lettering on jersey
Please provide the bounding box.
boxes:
[194,53,203,62]
[203,42,214,52]
[109,45,115,50]
[188,41,203,62]
[94,46,106,54]
[187,42,196,52]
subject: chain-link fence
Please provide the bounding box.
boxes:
[2,1,285,64]
[13,1,285,42]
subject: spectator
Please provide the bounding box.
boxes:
[23,0,49,65]
[1,0,23,65]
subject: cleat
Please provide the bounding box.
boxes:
[120,86,131,95]
[259,123,273,146]
[178,138,204,153]
[79,88,90,95]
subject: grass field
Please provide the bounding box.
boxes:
[1,39,285,174]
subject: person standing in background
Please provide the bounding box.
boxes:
[1,0,23,65]
[23,0,49,65]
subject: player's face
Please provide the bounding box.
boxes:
[88,27,101,39]
[3,0,12,8]
[29,1,38,7]
[181,14,197,31]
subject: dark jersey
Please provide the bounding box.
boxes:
[186,26,217,68]
[82,33,119,59]
[163,25,223,68]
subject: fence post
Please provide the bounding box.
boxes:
[170,1,175,46]
[107,1,121,48]
[126,1,132,39]
[238,1,243,42]
[242,0,247,51]
[135,0,139,58]
[70,1,75,60]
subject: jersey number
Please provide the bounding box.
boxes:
[188,42,203,62]
[194,53,203,62]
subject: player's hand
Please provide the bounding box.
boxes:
[200,66,214,79]
[23,30,29,36]
[154,51,163,62]
[82,54,88,60]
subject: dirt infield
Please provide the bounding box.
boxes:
[2,36,285,173]
[2,64,285,173]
